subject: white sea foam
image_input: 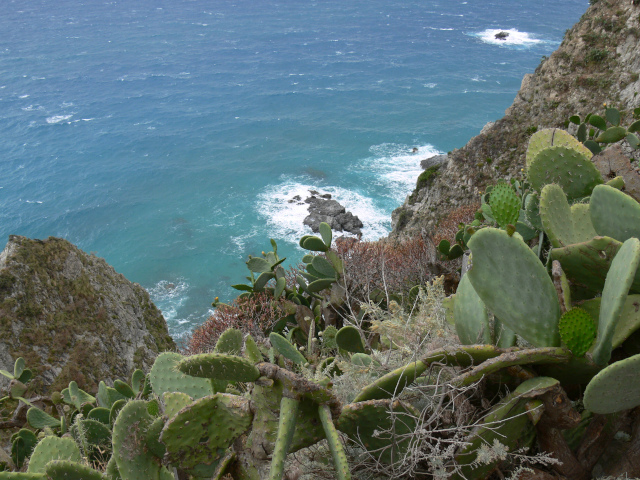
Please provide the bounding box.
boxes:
[423,83,437,88]
[46,114,73,124]
[19,94,30,99]
[364,143,443,204]
[472,28,544,47]
[257,181,390,244]
[24,200,43,204]
[148,279,190,322]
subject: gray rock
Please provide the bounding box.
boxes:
[302,193,363,236]
[592,145,640,202]
[420,154,448,170]
[0,235,175,395]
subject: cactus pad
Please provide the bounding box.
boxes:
[454,274,492,345]
[592,237,640,366]
[467,228,561,347]
[558,308,596,357]
[337,399,419,465]
[149,352,212,399]
[112,401,164,480]
[161,394,252,469]
[335,325,366,353]
[44,460,106,480]
[584,353,640,414]
[26,407,61,430]
[590,185,640,242]
[178,353,260,382]
[528,145,602,199]
[269,332,306,365]
[489,182,520,228]
[526,128,592,169]
[539,183,574,247]
[214,328,244,355]
[27,437,82,474]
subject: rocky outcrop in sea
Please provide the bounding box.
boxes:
[290,190,364,236]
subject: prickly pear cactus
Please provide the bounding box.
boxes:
[590,184,640,242]
[489,182,520,228]
[584,352,640,414]
[526,128,593,169]
[27,437,82,474]
[528,145,603,199]
[558,308,596,357]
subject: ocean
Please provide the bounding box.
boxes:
[0,0,588,338]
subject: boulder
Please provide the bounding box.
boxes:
[420,154,448,170]
[302,193,363,236]
[0,235,175,394]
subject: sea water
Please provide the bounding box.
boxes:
[0,0,588,338]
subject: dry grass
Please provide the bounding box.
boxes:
[431,202,481,245]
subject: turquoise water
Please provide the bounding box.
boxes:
[0,0,588,338]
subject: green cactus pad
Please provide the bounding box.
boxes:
[63,381,96,409]
[269,332,306,365]
[558,308,596,357]
[27,407,60,430]
[467,228,561,347]
[145,417,167,459]
[300,235,329,252]
[592,237,640,366]
[590,185,640,243]
[268,397,300,480]
[149,352,212,399]
[0,473,46,479]
[524,192,543,231]
[528,145,602,199]
[582,294,640,351]
[113,380,135,399]
[310,256,337,279]
[353,359,428,403]
[319,222,333,248]
[109,399,126,426]
[70,419,112,457]
[455,377,558,480]
[290,397,326,453]
[244,334,264,364]
[214,328,244,355]
[178,353,261,382]
[27,437,82,474]
[105,457,121,480]
[86,407,111,425]
[318,405,351,480]
[540,183,574,247]
[526,128,592,169]
[335,325,366,353]
[351,353,377,367]
[44,460,107,480]
[112,400,164,480]
[489,182,521,228]
[161,394,252,469]
[454,274,492,345]
[584,353,640,414]
[570,202,597,244]
[494,318,517,348]
[162,391,193,419]
[337,399,420,465]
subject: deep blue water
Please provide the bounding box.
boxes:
[0,0,588,338]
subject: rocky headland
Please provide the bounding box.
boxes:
[0,236,175,394]
[291,190,364,236]
[392,0,640,239]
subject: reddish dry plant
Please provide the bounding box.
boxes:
[431,202,481,245]
[334,235,450,301]
[183,293,289,354]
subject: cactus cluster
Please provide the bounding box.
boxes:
[4,125,640,480]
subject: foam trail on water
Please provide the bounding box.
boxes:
[147,279,191,336]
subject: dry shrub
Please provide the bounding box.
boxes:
[335,235,454,302]
[183,293,288,354]
[432,202,480,244]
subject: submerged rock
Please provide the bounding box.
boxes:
[0,235,175,394]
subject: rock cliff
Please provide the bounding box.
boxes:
[392,0,640,238]
[0,236,175,394]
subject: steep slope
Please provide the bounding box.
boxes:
[0,236,175,394]
[392,0,640,238]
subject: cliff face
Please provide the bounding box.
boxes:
[0,236,175,394]
[392,0,640,238]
